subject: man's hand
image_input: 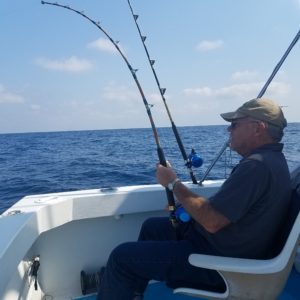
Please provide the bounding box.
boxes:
[156,162,231,233]
[156,162,177,187]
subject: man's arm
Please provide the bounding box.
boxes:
[156,163,230,233]
[172,181,230,233]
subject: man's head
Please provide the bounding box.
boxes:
[221,98,287,156]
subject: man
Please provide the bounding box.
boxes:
[97,98,291,300]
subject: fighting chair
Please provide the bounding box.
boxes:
[174,166,300,299]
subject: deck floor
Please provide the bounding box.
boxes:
[72,267,300,300]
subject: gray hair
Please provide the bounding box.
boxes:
[266,123,284,142]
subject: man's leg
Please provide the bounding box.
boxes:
[138,217,176,241]
[97,217,175,299]
[138,216,192,241]
[97,238,197,299]
[97,217,224,300]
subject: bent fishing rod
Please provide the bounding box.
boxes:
[200,27,300,184]
[127,0,201,184]
[41,1,181,227]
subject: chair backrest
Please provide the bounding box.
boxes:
[174,166,300,300]
[271,166,300,257]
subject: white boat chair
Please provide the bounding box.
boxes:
[174,171,300,299]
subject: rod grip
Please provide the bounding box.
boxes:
[157,146,177,223]
[157,146,174,199]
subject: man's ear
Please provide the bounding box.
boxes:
[253,121,265,136]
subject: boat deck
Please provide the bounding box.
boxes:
[72,267,300,300]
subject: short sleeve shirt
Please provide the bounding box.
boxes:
[192,143,291,259]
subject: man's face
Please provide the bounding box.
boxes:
[227,118,260,156]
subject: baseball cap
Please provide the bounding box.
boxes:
[220,98,287,129]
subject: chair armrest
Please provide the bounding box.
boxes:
[188,253,285,274]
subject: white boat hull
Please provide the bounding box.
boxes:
[0,181,223,299]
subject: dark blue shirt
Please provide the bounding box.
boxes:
[192,143,291,259]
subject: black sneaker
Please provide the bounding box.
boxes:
[80,267,105,295]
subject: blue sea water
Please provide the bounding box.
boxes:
[0,124,299,214]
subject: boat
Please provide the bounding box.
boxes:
[0,165,299,299]
[1,2,300,299]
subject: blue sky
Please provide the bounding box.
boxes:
[0,0,299,133]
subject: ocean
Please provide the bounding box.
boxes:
[0,124,299,214]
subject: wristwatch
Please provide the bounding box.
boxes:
[167,178,181,191]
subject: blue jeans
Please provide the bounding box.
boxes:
[97,217,224,300]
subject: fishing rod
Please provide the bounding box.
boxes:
[126,0,201,185]
[200,28,300,184]
[41,1,182,227]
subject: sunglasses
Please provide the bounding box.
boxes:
[230,120,259,130]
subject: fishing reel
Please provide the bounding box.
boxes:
[173,149,203,223]
[187,148,203,168]
[175,204,191,223]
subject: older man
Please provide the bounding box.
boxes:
[97,98,291,300]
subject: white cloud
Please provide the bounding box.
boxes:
[147,93,170,105]
[231,70,258,81]
[35,56,93,73]
[31,104,41,111]
[183,81,290,99]
[0,84,24,104]
[99,83,170,119]
[101,83,140,105]
[87,38,121,54]
[215,83,262,98]
[265,81,291,97]
[183,86,213,97]
[196,39,224,52]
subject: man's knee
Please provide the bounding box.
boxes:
[109,242,134,265]
[139,217,172,241]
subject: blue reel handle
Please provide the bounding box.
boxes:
[188,149,203,168]
[175,205,191,222]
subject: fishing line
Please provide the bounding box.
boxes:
[200,28,300,184]
[126,0,201,184]
[41,1,179,227]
